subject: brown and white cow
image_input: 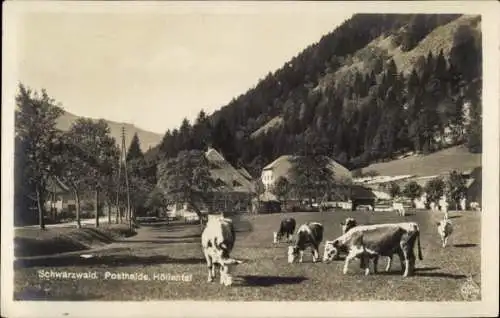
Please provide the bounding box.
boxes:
[273,218,296,244]
[436,219,453,248]
[333,219,413,272]
[288,222,324,263]
[323,222,423,277]
[201,215,243,286]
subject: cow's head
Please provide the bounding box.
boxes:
[340,218,357,234]
[287,245,300,263]
[219,257,243,286]
[322,240,340,263]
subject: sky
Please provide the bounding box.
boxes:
[15,4,352,134]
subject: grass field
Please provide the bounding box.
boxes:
[13,209,481,301]
[362,145,481,177]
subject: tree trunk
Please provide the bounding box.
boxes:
[95,188,100,227]
[107,202,112,225]
[188,200,204,227]
[74,190,82,229]
[36,185,45,230]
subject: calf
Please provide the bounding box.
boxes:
[393,202,406,216]
[273,218,296,243]
[436,219,453,248]
[288,222,324,263]
[201,215,243,286]
[323,222,423,277]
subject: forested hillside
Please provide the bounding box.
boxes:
[150,14,482,178]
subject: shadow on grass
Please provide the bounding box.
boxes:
[415,266,440,272]
[415,272,467,279]
[238,275,308,287]
[15,254,205,269]
[448,215,462,219]
[453,243,477,248]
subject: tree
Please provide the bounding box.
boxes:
[425,177,446,206]
[15,84,64,229]
[402,181,423,207]
[271,177,290,210]
[62,119,119,227]
[387,181,401,199]
[145,187,168,217]
[126,133,144,162]
[252,178,265,214]
[157,150,214,224]
[446,170,467,210]
[289,155,335,207]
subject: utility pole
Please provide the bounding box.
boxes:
[115,127,132,229]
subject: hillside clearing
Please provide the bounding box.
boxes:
[361,145,481,177]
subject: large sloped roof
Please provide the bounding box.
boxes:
[262,155,352,183]
[205,148,254,193]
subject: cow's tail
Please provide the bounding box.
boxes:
[416,229,423,261]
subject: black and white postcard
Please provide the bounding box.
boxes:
[2,1,499,317]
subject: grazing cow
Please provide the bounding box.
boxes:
[437,219,453,248]
[201,215,243,286]
[288,222,324,263]
[337,218,403,270]
[470,202,481,212]
[393,202,406,216]
[323,222,423,277]
[273,218,296,244]
[340,217,358,234]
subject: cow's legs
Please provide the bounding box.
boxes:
[362,254,372,276]
[372,256,379,274]
[385,255,393,272]
[343,249,360,274]
[443,236,448,248]
[205,253,215,282]
[396,249,405,273]
[299,250,304,263]
[400,241,411,277]
[312,247,320,263]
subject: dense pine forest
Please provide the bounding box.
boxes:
[149,14,482,178]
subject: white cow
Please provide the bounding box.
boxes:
[201,215,243,286]
[393,202,406,216]
[436,219,453,248]
[439,197,449,220]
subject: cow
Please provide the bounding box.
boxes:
[393,202,406,216]
[439,198,449,220]
[337,218,410,270]
[436,219,453,248]
[340,217,358,234]
[201,214,243,286]
[287,222,324,263]
[273,218,296,244]
[322,222,423,277]
[470,202,481,212]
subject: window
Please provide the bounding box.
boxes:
[232,180,242,187]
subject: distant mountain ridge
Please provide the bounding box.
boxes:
[55,110,164,151]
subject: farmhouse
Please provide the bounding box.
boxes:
[353,167,482,210]
[170,148,255,216]
[261,155,352,191]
